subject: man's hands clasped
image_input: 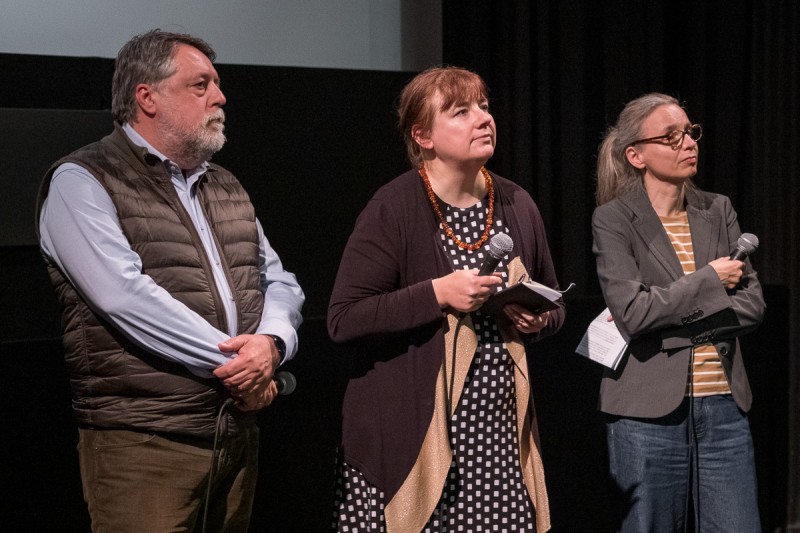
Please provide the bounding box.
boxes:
[214,334,282,411]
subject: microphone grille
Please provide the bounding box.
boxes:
[488,232,514,257]
[276,372,297,395]
[738,233,759,254]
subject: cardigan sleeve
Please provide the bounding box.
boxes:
[327,195,444,344]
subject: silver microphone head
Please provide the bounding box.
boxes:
[488,232,514,259]
[737,233,759,255]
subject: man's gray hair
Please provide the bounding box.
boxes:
[111,29,216,124]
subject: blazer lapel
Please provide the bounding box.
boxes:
[686,188,720,269]
[623,186,685,281]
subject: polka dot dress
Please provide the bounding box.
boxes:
[333,198,536,532]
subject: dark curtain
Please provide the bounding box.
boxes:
[443,1,799,531]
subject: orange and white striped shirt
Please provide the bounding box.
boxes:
[660,213,731,397]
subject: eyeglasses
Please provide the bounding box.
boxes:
[629,124,703,150]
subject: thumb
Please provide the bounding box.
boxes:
[218,336,245,353]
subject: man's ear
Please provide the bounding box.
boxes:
[135,83,157,117]
[625,145,646,170]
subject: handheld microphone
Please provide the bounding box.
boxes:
[730,233,759,261]
[274,371,297,396]
[478,233,514,276]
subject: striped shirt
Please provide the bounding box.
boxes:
[660,213,732,397]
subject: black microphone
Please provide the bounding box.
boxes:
[478,233,514,276]
[274,371,297,396]
[730,233,759,261]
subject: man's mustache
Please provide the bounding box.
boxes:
[205,110,226,126]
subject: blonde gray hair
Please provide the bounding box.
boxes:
[595,93,693,205]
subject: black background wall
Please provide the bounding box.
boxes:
[2,2,797,528]
[441,1,798,530]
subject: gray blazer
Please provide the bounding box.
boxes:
[592,182,765,418]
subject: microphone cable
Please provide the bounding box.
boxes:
[200,397,235,533]
[683,346,697,533]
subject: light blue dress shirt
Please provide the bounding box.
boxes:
[39,123,304,378]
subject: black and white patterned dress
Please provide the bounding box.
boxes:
[334,198,536,532]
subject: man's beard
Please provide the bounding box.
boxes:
[159,109,227,169]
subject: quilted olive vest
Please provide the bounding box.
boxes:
[36,124,263,438]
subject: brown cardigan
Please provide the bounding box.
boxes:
[328,169,564,532]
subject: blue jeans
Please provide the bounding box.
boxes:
[606,395,761,533]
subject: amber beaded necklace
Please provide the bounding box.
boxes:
[419,166,494,251]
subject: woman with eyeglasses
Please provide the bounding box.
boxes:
[592,93,765,532]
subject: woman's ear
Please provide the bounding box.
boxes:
[412,125,433,150]
[625,145,646,170]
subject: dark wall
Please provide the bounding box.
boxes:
[442,2,798,529]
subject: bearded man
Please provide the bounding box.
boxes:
[35,30,304,533]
